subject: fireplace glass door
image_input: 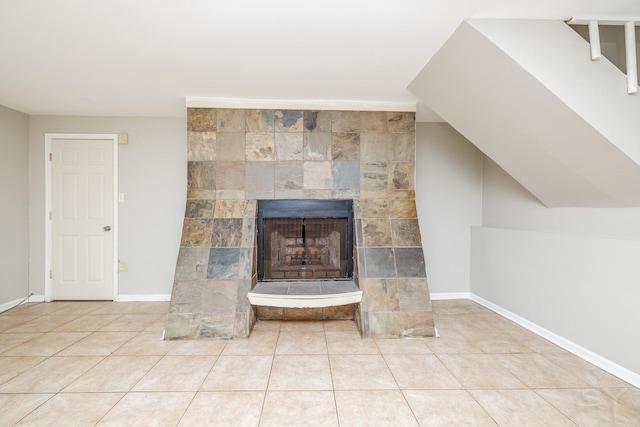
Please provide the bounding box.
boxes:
[263,218,348,280]
[257,199,354,281]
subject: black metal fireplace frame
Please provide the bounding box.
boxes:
[256,199,354,281]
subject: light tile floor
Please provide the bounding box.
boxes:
[0,299,639,426]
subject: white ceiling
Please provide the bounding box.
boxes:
[1,0,639,118]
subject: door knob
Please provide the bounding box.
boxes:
[103,225,111,231]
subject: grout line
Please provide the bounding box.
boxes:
[257,321,281,424]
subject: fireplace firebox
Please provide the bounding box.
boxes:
[257,200,354,281]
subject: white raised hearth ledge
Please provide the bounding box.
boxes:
[248,280,362,308]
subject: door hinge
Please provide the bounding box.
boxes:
[49,211,52,220]
[49,152,52,161]
[49,270,53,279]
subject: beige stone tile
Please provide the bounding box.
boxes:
[326,331,380,354]
[113,331,177,355]
[178,391,264,427]
[471,389,575,427]
[5,314,80,333]
[303,161,332,190]
[335,390,418,427]
[0,332,41,353]
[144,314,169,333]
[545,353,630,387]
[304,132,331,160]
[133,355,216,392]
[52,314,122,332]
[375,338,431,354]
[188,107,217,132]
[362,219,393,247]
[386,112,414,133]
[361,278,399,311]
[2,332,90,356]
[279,320,324,333]
[0,356,47,385]
[360,111,388,133]
[498,353,589,388]
[64,355,161,392]
[251,320,282,332]
[385,354,462,389]
[261,391,338,427]
[246,133,275,161]
[100,314,165,331]
[536,388,640,427]
[57,331,137,356]
[201,355,272,391]
[504,329,567,353]
[218,109,246,132]
[0,356,103,393]
[0,315,39,332]
[425,333,483,354]
[221,330,278,355]
[246,109,274,133]
[438,354,526,389]
[323,320,359,332]
[0,394,52,426]
[404,390,497,426]
[331,111,360,132]
[214,199,246,218]
[275,133,303,161]
[430,313,466,335]
[187,131,216,161]
[8,302,70,316]
[431,299,488,314]
[15,392,123,426]
[97,391,194,427]
[465,333,535,354]
[330,355,397,390]
[51,301,116,315]
[602,387,640,412]
[216,132,246,162]
[275,331,327,355]
[360,133,390,161]
[269,355,332,390]
[167,339,227,356]
[91,302,169,315]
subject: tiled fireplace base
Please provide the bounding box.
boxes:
[164,108,434,340]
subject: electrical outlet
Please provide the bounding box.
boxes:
[118,261,128,272]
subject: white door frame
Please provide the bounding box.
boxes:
[45,133,119,302]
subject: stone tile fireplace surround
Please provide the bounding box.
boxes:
[164,108,434,339]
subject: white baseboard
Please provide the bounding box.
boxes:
[470,294,640,389]
[117,294,171,302]
[28,294,45,303]
[430,292,472,300]
[0,296,30,313]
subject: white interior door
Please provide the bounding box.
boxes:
[51,139,115,300]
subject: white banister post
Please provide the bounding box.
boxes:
[624,21,638,94]
[588,21,602,60]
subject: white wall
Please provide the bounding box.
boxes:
[482,157,640,239]
[475,158,640,381]
[29,116,186,298]
[0,105,30,307]
[471,226,640,380]
[415,123,483,294]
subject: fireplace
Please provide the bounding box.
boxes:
[165,107,434,340]
[257,199,354,281]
